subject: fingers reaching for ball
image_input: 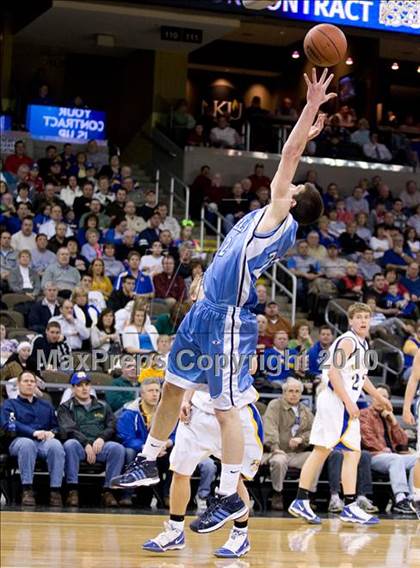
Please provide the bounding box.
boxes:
[304,68,337,108]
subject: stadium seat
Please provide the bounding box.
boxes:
[1,293,34,310]
[41,370,71,384]
[0,311,25,328]
[90,372,113,386]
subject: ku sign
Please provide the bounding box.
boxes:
[228,0,419,35]
[26,105,107,141]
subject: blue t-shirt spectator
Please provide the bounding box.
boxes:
[115,269,153,295]
[263,347,298,383]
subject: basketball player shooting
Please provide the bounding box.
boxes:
[402,350,420,519]
[289,302,393,526]
[111,68,334,531]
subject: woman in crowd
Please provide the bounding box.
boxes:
[77,213,101,245]
[0,341,37,381]
[98,154,121,180]
[49,299,90,351]
[317,216,337,248]
[288,320,314,354]
[369,223,393,259]
[72,286,98,331]
[91,308,120,354]
[8,249,41,298]
[89,258,113,300]
[0,324,18,367]
[404,226,419,255]
[122,303,158,354]
[355,212,372,244]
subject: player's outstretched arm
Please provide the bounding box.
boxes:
[328,338,359,419]
[266,69,335,226]
[402,351,420,425]
[363,377,393,412]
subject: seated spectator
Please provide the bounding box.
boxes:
[139,241,164,276]
[172,98,195,129]
[345,186,369,216]
[27,163,44,194]
[58,372,125,507]
[357,249,382,285]
[288,320,314,353]
[248,163,271,193]
[103,242,125,279]
[137,190,157,222]
[381,234,413,272]
[115,251,154,299]
[338,221,367,258]
[370,224,392,260]
[317,216,337,248]
[407,205,420,237]
[91,308,120,356]
[86,139,108,171]
[210,115,242,149]
[103,216,128,246]
[72,286,97,334]
[11,216,37,252]
[38,204,73,239]
[392,199,408,232]
[360,384,416,515]
[320,115,350,157]
[364,273,397,314]
[30,320,71,371]
[256,314,272,355]
[0,231,18,289]
[404,228,419,257]
[4,140,33,174]
[287,241,322,311]
[124,200,146,234]
[307,326,333,379]
[138,212,162,248]
[335,199,354,225]
[363,132,392,162]
[400,262,420,302]
[156,335,171,370]
[0,341,37,382]
[366,296,410,339]
[335,104,356,128]
[108,274,136,312]
[116,378,177,506]
[89,258,113,300]
[115,229,142,261]
[327,208,346,238]
[46,222,68,255]
[154,301,189,336]
[0,323,18,366]
[263,331,297,386]
[77,212,100,245]
[177,244,194,280]
[187,123,207,147]
[252,284,268,316]
[337,262,365,300]
[106,356,138,412]
[400,180,419,212]
[81,229,102,263]
[262,378,315,510]
[1,370,65,506]
[306,231,327,261]
[153,255,186,305]
[322,182,339,211]
[158,203,181,240]
[9,249,41,298]
[122,302,158,354]
[41,247,81,295]
[72,181,94,219]
[159,229,179,259]
[402,323,420,377]
[94,175,115,208]
[350,118,370,147]
[384,282,417,319]
[220,182,249,234]
[60,175,82,208]
[355,212,372,244]
[30,234,56,278]
[320,243,348,281]
[66,238,88,274]
[78,273,106,314]
[49,299,89,350]
[27,282,60,334]
[327,449,378,514]
[15,182,32,207]
[276,97,298,120]
[174,221,202,258]
[264,301,292,337]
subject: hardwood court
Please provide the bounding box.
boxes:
[1,511,419,568]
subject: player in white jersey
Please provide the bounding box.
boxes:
[112,68,333,533]
[142,385,263,558]
[402,350,420,519]
[289,302,392,525]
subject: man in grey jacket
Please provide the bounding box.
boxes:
[41,247,80,296]
[263,378,316,511]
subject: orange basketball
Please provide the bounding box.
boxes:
[304,24,347,67]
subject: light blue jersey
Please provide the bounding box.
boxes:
[204,208,298,309]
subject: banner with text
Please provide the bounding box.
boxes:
[26,105,107,141]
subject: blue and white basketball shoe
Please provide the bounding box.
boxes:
[339,503,379,525]
[214,528,250,558]
[111,454,159,488]
[288,499,321,524]
[142,521,185,552]
[190,492,248,533]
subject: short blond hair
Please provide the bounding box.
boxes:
[347,302,372,319]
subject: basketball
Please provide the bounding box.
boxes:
[304,24,347,67]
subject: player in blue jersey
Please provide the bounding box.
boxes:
[111,68,335,532]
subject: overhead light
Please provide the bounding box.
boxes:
[345,57,353,65]
[391,62,399,70]
[417,65,420,73]
[292,50,300,59]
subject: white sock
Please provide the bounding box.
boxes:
[219,463,242,497]
[395,492,406,503]
[142,435,166,461]
[168,519,184,531]
[414,487,420,502]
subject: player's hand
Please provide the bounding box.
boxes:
[304,68,337,108]
[179,401,192,424]
[402,409,416,426]
[375,394,393,413]
[307,113,327,141]
[345,401,360,420]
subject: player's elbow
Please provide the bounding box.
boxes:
[282,143,301,160]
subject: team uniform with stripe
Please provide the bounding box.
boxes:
[310,329,369,451]
[170,387,263,480]
[166,208,298,409]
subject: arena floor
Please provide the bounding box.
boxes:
[1,510,419,567]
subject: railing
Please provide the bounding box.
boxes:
[244,120,293,153]
[199,205,297,323]
[168,173,190,220]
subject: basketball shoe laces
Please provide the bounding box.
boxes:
[153,522,182,547]
[196,495,223,522]
[124,453,144,474]
[224,528,244,548]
